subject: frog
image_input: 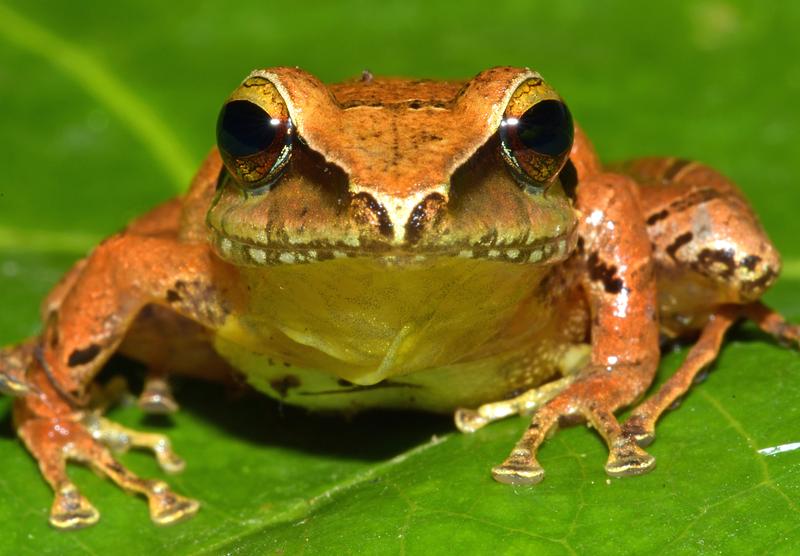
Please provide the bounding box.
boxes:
[1,66,797,530]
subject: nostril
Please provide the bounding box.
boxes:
[349,192,394,239]
[404,193,447,245]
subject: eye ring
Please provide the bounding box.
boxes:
[500,78,574,188]
[216,76,293,191]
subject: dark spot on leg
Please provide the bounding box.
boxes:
[587,252,624,294]
[742,269,778,295]
[45,311,60,348]
[166,289,181,303]
[646,209,669,226]
[67,344,101,367]
[741,255,761,271]
[666,188,722,214]
[666,232,694,260]
[106,460,125,474]
[696,248,736,278]
[166,279,228,327]
[662,158,692,182]
[270,375,301,397]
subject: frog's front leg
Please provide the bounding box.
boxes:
[492,172,661,485]
[13,234,233,529]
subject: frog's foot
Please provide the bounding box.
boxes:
[82,412,186,472]
[0,340,36,396]
[138,374,179,415]
[491,368,657,485]
[454,375,576,433]
[16,405,197,529]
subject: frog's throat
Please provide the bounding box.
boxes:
[211,254,580,394]
[208,225,577,267]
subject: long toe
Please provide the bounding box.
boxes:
[50,485,100,530]
[605,442,657,477]
[148,481,200,526]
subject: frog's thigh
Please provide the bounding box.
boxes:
[617,157,780,304]
[42,234,228,396]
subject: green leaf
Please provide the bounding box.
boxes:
[1,1,799,554]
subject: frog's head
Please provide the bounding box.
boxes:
[207,66,578,266]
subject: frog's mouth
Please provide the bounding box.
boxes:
[208,226,577,267]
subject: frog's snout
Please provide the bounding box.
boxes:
[347,186,449,245]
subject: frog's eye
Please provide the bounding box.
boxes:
[500,78,573,188]
[216,77,292,190]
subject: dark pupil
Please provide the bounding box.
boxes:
[216,100,277,157]
[517,99,573,156]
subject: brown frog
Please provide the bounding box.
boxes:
[1,66,797,529]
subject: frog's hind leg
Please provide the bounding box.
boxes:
[454,345,590,434]
[744,301,800,348]
[624,301,798,446]
[454,375,578,433]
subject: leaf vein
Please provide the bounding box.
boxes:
[0,2,195,190]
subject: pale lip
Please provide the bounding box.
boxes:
[208,227,577,268]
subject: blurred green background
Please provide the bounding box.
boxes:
[0,1,798,554]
